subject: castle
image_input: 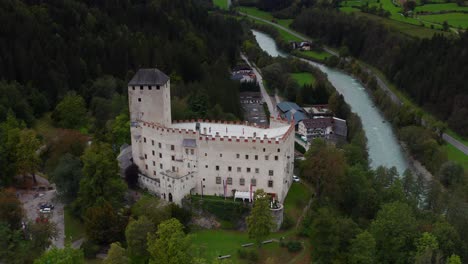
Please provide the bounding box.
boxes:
[128,69,295,205]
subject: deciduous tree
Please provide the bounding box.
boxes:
[16,129,41,183]
[84,202,126,244]
[246,189,274,245]
[103,242,129,264]
[125,216,155,262]
[34,244,84,264]
[348,231,376,264]
[147,218,192,264]
[50,153,83,203]
[53,93,87,129]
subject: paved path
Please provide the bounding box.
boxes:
[241,53,277,117]
[241,10,468,156]
[443,134,468,155]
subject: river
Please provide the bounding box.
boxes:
[251,29,408,174]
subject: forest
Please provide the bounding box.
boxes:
[290,8,468,137]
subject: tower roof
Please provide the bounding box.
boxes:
[129,68,169,86]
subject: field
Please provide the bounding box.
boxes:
[420,13,468,28]
[442,144,468,171]
[291,72,316,87]
[339,0,468,32]
[284,182,313,220]
[213,0,229,10]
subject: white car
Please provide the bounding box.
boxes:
[39,208,51,214]
[293,175,300,182]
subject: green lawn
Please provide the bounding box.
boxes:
[419,12,468,28]
[442,144,468,171]
[291,72,316,87]
[64,207,86,241]
[213,0,229,10]
[415,3,468,12]
[340,6,361,12]
[284,182,313,220]
[191,228,306,263]
[299,50,332,61]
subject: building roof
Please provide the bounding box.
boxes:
[284,110,307,126]
[170,122,290,140]
[129,68,169,86]
[300,118,334,129]
[277,101,302,113]
[332,117,347,137]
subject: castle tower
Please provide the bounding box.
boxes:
[128,68,172,127]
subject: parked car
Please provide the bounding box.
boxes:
[293,175,300,182]
[39,208,51,214]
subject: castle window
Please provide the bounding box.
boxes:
[159,153,162,158]
[245,155,249,160]
[263,148,266,152]
[265,155,269,161]
[237,167,241,172]
[205,165,208,168]
[149,86,152,90]
[132,86,135,90]
[205,153,207,157]
[216,177,221,184]
[160,164,163,169]
[268,180,274,188]
[185,149,189,155]
[144,137,146,143]
[171,156,175,161]
[144,154,147,159]
[216,166,219,171]
[157,85,160,90]
[171,145,175,151]
[138,98,141,102]
[145,165,148,170]
[275,156,278,161]
[251,178,257,186]
[188,163,190,168]
[140,86,143,90]
[277,148,281,152]
[255,168,259,173]
[255,155,258,160]
[227,177,232,185]
[172,166,175,172]
[152,140,154,146]
[158,143,162,148]
[269,170,274,176]
[228,166,232,172]
[236,154,240,159]
[220,153,222,157]
[152,161,156,166]
[152,150,155,156]
[190,149,194,155]
[153,171,156,176]
[247,168,251,173]
[240,178,245,186]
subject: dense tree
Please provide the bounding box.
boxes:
[75,142,127,215]
[437,161,465,188]
[84,202,126,244]
[0,189,24,230]
[16,129,41,183]
[125,216,155,262]
[147,218,192,264]
[0,113,24,187]
[131,196,172,226]
[348,231,376,264]
[301,139,346,202]
[28,221,58,255]
[414,232,441,264]
[103,242,129,264]
[34,245,84,264]
[53,93,88,130]
[246,189,275,245]
[370,202,418,263]
[50,153,83,203]
[111,112,131,148]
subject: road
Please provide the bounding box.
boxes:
[241,53,277,117]
[240,11,468,157]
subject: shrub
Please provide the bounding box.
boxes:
[81,240,100,258]
[248,250,259,261]
[287,241,303,252]
[281,214,294,230]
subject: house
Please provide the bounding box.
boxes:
[298,117,347,143]
[231,64,256,83]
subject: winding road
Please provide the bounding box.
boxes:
[240,11,468,157]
